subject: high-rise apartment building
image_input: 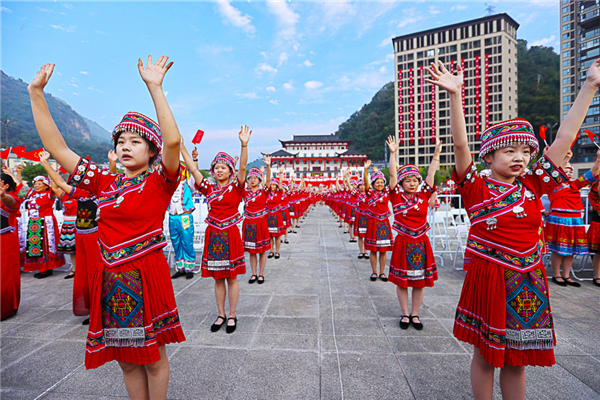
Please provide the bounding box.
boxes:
[560,0,600,176]
[392,14,519,167]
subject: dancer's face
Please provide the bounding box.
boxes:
[213,163,232,183]
[33,181,48,192]
[270,183,278,192]
[484,144,531,183]
[358,183,365,193]
[401,176,420,194]
[248,176,260,188]
[115,131,155,172]
[373,178,385,191]
[565,168,574,180]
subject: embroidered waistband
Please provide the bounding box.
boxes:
[99,230,166,267]
[206,213,243,230]
[392,221,430,237]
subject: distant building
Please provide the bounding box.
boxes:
[270,134,368,179]
[392,13,519,167]
[560,1,600,176]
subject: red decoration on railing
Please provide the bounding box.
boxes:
[475,55,480,138]
[431,77,436,142]
[461,58,465,115]
[398,69,403,144]
[409,68,414,144]
[485,54,489,127]
[420,65,424,143]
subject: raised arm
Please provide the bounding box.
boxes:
[546,59,600,166]
[363,159,372,191]
[425,138,443,188]
[278,164,284,190]
[263,154,272,188]
[180,138,204,184]
[590,148,600,177]
[426,61,470,177]
[27,64,80,173]
[237,125,251,184]
[15,164,23,185]
[0,181,16,208]
[108,150,118,174]
[39,151,68,197]
[138,55,180,176]
[387,136,399,190]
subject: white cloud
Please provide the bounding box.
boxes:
[428,6,440,15]
[37,7,51,12]
[451,5,468,11]
[266,1,299,42]
[266,86,276,92]
[398,17,419,29]
[278,52,289,67]
[270,99,279,105]
[61,3,74,10]
[196,44,234,55]
[95,30,106,35]
[236,92,259,100]
[1,6,12,13]
[72,92,79,96]
[257,63,278,74]
[379,66,387,74]
[215,1,256,35]
[259,51,267,58]
[87,86,103,94]
[305,81,323,90]
[378,35,394,48]
[50,25,77,33]
[80,71,89,75]
[283,83,294,90]
[66,82,78,87]
[302,60,314,67]
[529,35,557,48]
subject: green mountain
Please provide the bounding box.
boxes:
[334,39,559,158]
[1,70,112,161]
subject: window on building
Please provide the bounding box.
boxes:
[562,15,570,23]
[563,50,571,58]
[562,24,569,32]
[449,45,457,52]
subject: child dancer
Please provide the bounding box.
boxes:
[243,155,272,284]
[363,160,393,281]
[428,59,600,399]
[180,127,251,334]
[350,174,368,259]
[386,136,441,330]
[266,165,285,259]
[29,57,185,399]
[546,151,600,287]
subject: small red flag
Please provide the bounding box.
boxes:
[59,166,67,174]
[571,132,582,149]
[192,130,205,145]
[22,148,44,161]
[0,148,11,159]
[584,129,598,141]
[539,126,547,141]
[11,146,26,158]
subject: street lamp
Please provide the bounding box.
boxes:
[1,118,16,148]
[545,122,558,143]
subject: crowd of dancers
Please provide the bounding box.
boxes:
[2,55,600,400]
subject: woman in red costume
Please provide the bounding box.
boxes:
[266,165,286,259]
[428,59,600,399]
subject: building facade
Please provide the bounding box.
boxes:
[560,0,600,176]
[270,134,368,180]
[392,13,519,167]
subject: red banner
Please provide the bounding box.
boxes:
[398,69,403,144]
[485,54,489,127]
[420,65,424,143]
[409,68,414,144]
[11,146,26,158]
[450,60,454,74]
[0,148,11,159]
[475,55,480,138]
[22,148,44,162]
[461,58,465,115]
[431,77,436,142]
[192,129,204,145]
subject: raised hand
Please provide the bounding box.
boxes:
[386,135,398,153]
[0,180,8,197]
[433,138,444,156]
[15,164,23,173]
[364,159,372,169]
[239,125,252,146]
[1,165,11,174]
[565,150,573,160]
[233,155,239,167]
[426,61,462,95]
[586,58,600,88]
[260,165,266,173]
[263,154,272,165]
[278,163,285,173]
[138,55,173,88]
[28,64,55,93]
[107,149,118,163]
[373,166,380,173]
[191,147,198,160]
[39,150,51,163]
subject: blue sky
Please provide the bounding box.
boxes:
[2,0,559,168]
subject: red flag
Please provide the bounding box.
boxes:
[585,129,598,141]
[571,132,581,149]
[0,148,11,159]
[22,148,44,161]
[539,126,547,141]
[192,130,205,145]
[11,146,26,158]
[59,166,67,174]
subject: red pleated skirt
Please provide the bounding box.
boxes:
[453,255,556,368]
[365,218,393,252]
[267,210,285,237]
[388,233,437,288]
[85,250,185,369]
[354,212,368,238]
[242,217,272,254]
[587,221,600,253]
[73,231,101,316]
[1,231,21,320]
[201,225,246,279]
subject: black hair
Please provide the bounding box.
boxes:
[113,132,159,167]
[0,173,17,192]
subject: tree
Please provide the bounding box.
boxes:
[21,163,47,186]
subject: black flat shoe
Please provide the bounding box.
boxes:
[226,317,237,334]
[552,276,568,287]
[284,239,289,244]
[171,271,185,279]
[211,315,226,332]
[563,277,581,287]
[64,272,75,279]
[410,315,423,330]
[267,253,274,259]
[34,270,53,279]
[257,275,265,284]
[249,274,257,284]
[370,273,377,281]
[274,253,280,259]
[379,273,388,282]
[399,315,410,330]
[357,253,364,259]
[594,278,600,287]
[186,272,194,279]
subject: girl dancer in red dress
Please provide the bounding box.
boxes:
[363,160,393,281]
[243,155,272,284]
[386,136,441,330]
[350,176,368,259]
[266,165,286,259]
[428,59,600,399]
[29,56,185,399]
[181,126,251,334]
[587,182,600,286]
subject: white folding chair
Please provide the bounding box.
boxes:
[453,224,470,270]
[572,224,594,281]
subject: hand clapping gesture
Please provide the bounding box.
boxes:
[426,61,463,95]
[138,55,173,88]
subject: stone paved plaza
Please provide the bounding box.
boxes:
[1,205,599,399]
